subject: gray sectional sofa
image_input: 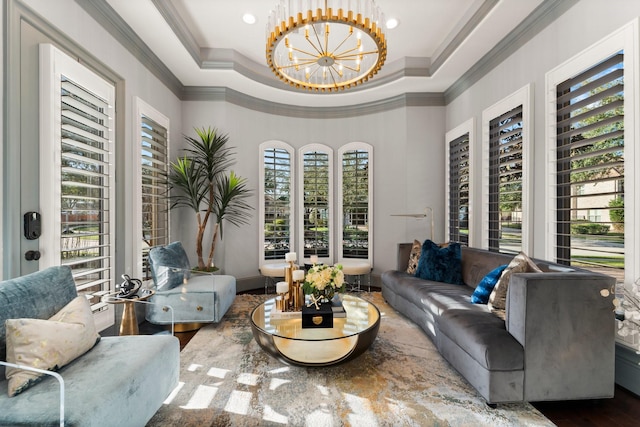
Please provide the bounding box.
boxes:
[382,243,616,404]
[0,266,180,426]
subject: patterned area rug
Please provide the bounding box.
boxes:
[147,293,554,426]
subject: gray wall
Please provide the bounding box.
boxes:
[445,0,640,260]
[178,102,446,282]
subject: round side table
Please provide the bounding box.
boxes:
[102,289,155,335]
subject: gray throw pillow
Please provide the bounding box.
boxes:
[148,241,191,290]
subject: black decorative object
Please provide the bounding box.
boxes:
[117,274,142,298]
[302,302,333,328]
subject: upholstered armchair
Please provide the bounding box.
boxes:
[146,241,236,330]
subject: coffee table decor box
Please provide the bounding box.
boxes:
[301,299,334,328]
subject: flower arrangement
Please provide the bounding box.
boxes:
[615,279,640,353]
[303,263,346,301]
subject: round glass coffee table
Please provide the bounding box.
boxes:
[250,294,380,367]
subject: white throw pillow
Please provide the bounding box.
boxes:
[5,296,100,397]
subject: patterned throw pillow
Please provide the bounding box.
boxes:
[470,264,508,304]
[5,296,100,397]
[406,240,422,274]
[488,252,542,319]
[415,240,463,285]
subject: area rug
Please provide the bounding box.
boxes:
[146,293,554,427]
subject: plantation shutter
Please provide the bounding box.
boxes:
[141,115,169,279]
[60,76,114,310]
[40,44,116,331]
[341,149,370,259]
[448,133,470,245]
[488,105,524,253]
[555,52,624,274]
[302,149,332,260]
[263,147,293,259]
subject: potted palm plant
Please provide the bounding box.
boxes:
[169,127,253,270]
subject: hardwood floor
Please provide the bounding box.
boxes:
[532,386,640,427]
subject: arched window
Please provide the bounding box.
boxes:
[259,141,295,264]
[299,144,333,264]
[338,143,373,263]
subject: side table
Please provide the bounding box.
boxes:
[102,289,155,335]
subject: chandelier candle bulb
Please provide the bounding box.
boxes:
[285,252,297,262]
[310,255,319,264]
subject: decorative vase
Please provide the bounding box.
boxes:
[313,287,335,303]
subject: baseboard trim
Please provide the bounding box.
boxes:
[615,342,640,396]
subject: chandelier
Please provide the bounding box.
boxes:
[266,0,387,93]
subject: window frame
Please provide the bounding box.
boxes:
[39,43,116,332]
[298,143,334,265]
[337,142,373,263]
[259,141,296,265]
[481,84,533,253]
[133,97,170,281]
[446,118,475,247]
[545,20,639,285]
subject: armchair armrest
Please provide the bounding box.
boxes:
[506,271,616,401]
[0,361,65,427]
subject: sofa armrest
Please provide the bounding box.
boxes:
[0,361,65,426]
[506,272,616,401]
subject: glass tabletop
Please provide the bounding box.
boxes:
[250,294,380,341]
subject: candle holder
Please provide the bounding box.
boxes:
[292,269,305,311]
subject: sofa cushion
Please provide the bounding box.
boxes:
[406,240,422,274]
[0,335,179,427]
[0,266,77,378]
[488,252,541,319]
[5,296,100,396]
[415,240,463,285]
[437,309,524,371]
[471,264,508,304]
[149,241,191,290]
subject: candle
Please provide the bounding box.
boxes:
[310,255,319,264]
[276,281,289,294]
[285,252,297,262]
[292,269,305,282]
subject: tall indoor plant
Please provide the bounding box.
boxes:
[169,127,253,270]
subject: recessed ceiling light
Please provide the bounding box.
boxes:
[243,13,256,25]
[386,18,399,29]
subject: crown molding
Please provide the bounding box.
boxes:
[75,0,184,98]
[444,0,579,104]
[75,0,573,111]
[430,0,499,74]
[183,87,444,118]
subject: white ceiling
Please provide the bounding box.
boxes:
[105,0,544,107]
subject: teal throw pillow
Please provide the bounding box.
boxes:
[148,241,191,290]
[415,240,463,285]
[471,264,508,304]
